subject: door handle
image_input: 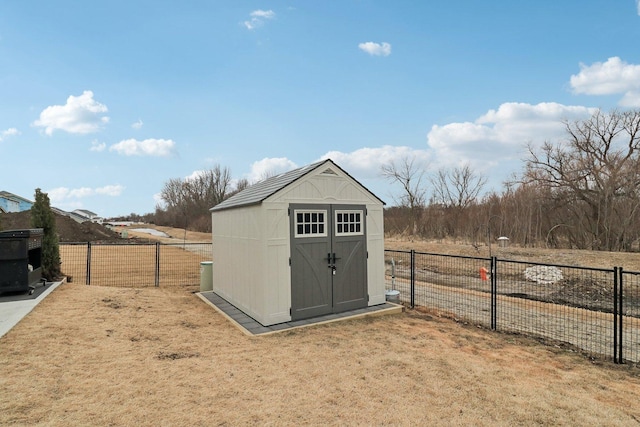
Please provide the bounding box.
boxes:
[332,253,341,264]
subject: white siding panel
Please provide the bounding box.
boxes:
[270,173,378,205]
[366,205,386,305]
[263,204,292,324]
[280,180,323,201]
[335,180,371,202]
[212,205,267,324]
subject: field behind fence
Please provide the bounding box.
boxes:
[60,242,211,287]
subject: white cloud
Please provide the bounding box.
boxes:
[185,170,205,181]
[109,138,176,157]
[33,90,110,135]
[131,119,144,130]
[637,0,640,15]
[90,140,106,152]
[95,185,125,196]
[427,102,596,171]
[320,146,430,179]
[358,42,392,57]
[569,57,640,106]
[48,184,124,208]
[620,91,640,107]
[0,127,19,142]
[244,9,275,30]
[251,10,275,19]
[247,157,297,182]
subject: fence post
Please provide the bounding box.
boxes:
[491,256,497,330]
[613,267,619,363]
[155,242,160,287]
[617,267,623,363]
[410,250,415,309]
[86,242,91,285]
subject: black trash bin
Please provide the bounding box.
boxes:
[0,229,45,295]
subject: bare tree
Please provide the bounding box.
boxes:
[158,164,234,232]
[428,164,487,241]
[381,156,427,236]
[524,109,640,251]
[431,164,486,209]
[231,178,250,196]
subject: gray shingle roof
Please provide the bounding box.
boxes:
[210,159,384,212]
[211,160,326,212]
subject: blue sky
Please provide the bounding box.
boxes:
[1,1,640,217]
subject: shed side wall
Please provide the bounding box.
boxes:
[211,204,267,324]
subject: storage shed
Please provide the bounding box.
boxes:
[210,159,386,326]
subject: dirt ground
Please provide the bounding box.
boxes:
[0,211,122,242]
[124,224,211,244]
[1,283,640,425]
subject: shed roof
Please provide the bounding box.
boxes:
[211,159,384,212]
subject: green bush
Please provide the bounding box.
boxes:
[30,188,61,280]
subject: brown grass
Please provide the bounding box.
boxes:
[2,283,640,425]
[124,225,211,244]
[385,236,640,271]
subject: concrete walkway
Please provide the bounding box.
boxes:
[0,280,65,339]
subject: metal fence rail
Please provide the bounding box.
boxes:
[385,249,640,364]
[60,242,212,287]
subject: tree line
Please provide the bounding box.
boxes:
[385,109,640,252]
[153,165,248,233]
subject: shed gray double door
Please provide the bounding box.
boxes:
[290,203,368,321]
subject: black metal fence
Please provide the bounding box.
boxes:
[385,249,640,364]
[60,242,212,287]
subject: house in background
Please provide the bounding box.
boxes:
[0,192,104,225]
[0,191,33,213]
[73,209,103,224]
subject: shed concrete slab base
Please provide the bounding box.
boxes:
[197,291,403,336]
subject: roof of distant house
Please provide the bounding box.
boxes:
[0,191,33,204]
[73,209,98,218]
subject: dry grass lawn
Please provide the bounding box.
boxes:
[384,236,640,271]
[2,283,640,426]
